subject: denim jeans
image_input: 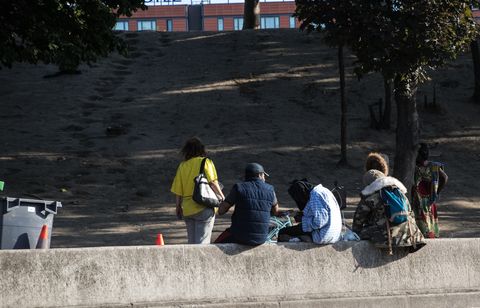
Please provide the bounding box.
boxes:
[184,207,215,244]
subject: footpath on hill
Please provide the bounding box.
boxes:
[0,30,478,247]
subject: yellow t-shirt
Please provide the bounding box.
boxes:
[170,157,218,217]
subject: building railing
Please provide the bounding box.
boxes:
[145,0,294,5]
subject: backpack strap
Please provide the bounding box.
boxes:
[406,216,416,249]
[379,188,393,255]
[199,157,208,174]
[380,187,409,222]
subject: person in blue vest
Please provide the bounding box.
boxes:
[214,163,280,245]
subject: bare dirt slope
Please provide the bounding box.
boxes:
[0,30,478,247]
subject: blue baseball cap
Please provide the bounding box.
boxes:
[245,163,269,178]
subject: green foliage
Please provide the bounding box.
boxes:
[294,0,357,47]
[0,0,146,71]
[350,0,480,81]
[295,0,480,82]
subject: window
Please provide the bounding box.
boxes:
[261,16,280,29]
[166,19,173,32]
[137,20,156,31]
[114,21,129,31]
[289,17,296,29]
[217,17,224,31]
[145,0,181,5]
[233,17,244,31]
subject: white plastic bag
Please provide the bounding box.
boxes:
[340,228,360,241]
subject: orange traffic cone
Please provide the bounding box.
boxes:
[36,225,49,249]
[155,233,164,246]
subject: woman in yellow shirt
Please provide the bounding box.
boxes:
[171,137,225,244]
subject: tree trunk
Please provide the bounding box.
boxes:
[381,77,392,129]
[392,72,419,192]
[471,39,480,103]
[243,0,260,30]
[338,45,348,165]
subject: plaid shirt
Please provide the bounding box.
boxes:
[302,184,342,244]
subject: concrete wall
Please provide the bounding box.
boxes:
[1,239,480,307]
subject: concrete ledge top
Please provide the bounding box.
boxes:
[1,239,480,307]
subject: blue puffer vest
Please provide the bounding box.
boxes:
[230,178,275,245]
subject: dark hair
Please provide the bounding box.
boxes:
[416,143,429,165]
[288,179,313,211]
[181,137,206,161]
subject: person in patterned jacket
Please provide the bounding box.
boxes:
[353,170,425,253]
[412,143,448,238]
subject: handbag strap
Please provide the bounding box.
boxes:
[199,157,208,174]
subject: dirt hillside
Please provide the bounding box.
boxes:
[0,30,478,247]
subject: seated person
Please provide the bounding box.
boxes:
[365,152,390,175]
[278,180,342,244]
[214,163,280,246]
[353,169,425,251]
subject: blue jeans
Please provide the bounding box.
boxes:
[184,207,215,244]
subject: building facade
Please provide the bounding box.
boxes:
[115,0,297,32]
[474,8,480,21]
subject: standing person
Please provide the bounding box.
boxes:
[278,180,342,244]
[353,170,425,252]
[171,137,225,244]
[215,163,280,245]
[412,143,448,238]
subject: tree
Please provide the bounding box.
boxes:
[471,38,480,103]
[350,0,479,188]
[243,0,260,29]
[381,77,392,129]
[0,0,146,72]
[295,0,357,165]
[379,0,394,130]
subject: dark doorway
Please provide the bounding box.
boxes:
[188,5,203,31]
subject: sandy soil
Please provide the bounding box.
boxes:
[0,30,478,247]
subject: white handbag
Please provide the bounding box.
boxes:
[192,158,221,208]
